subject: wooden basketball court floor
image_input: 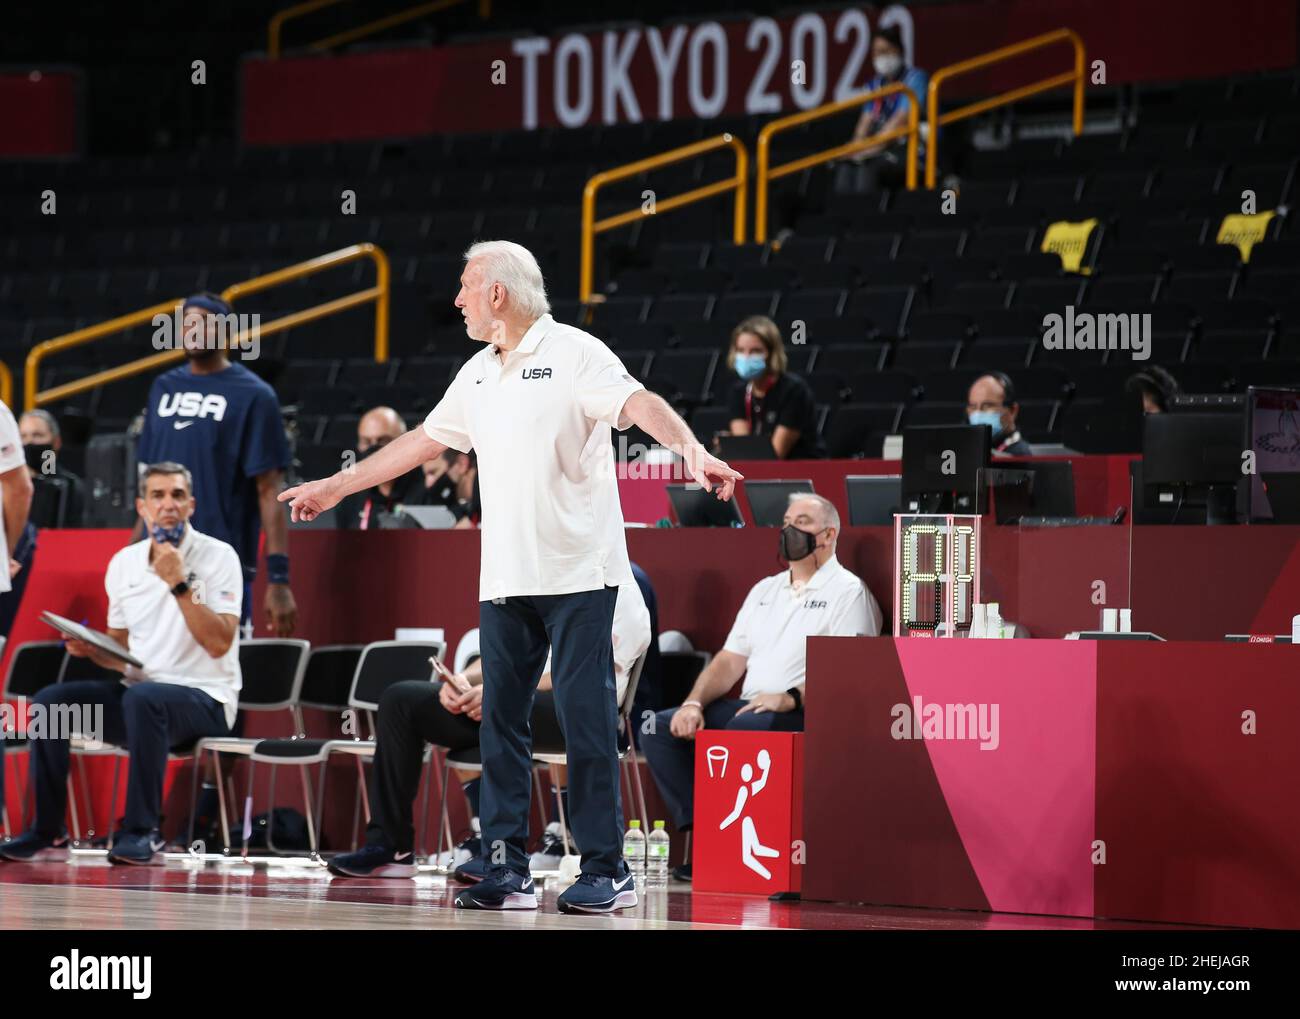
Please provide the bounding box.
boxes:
[0,857,1212,930]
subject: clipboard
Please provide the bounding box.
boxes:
[40,611,145,669]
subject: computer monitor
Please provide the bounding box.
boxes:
[717,434,776,461]
[845,476,902,525]
[901,424,991,513]
[1015,460,1077,518]
[984,462,1082,523]
[1142,410,1244,524]
[666,484,745,528]
[1246,386,1300,522]
[744,479,815,527]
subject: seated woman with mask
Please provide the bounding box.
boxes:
[725,315,823,460]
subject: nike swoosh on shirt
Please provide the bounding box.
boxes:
[173,421,195,430]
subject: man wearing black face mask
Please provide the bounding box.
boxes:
[640,492,881,880]
[19,409,85,529]
[336,406,430,529]
[421,448,480,529]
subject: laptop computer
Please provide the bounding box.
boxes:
[744,479,815,527]
[666,484,745,527]
[845,476,902,526]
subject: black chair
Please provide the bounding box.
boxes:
[184,639,312,855]
[843,286,915,339]
[247,641,443,859]
[824,403,905,458]
[649,350,719,406]
[847,370,920,404]
[892,341,962,373]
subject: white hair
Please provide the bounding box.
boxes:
[463,240,551,319]
[788,491,840,533]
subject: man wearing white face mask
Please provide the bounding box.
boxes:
[838,24,930,195]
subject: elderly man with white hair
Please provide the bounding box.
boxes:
[282,240,742,913]
[639,492,881,881]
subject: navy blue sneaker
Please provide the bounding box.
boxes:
[557,869,638,914]
[107,829,166,866]
[329,843,418,878]
[452,854,488,884]
[0,830,70,863]
[453,866,538,910]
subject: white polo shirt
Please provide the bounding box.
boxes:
[0,401,26,595]
[105,525,244,729]
[722,556,881,699]
[423,313,645,601]
[542,577,652,703]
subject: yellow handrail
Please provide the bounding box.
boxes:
[269,0,347,59]
[0,361,12,409]
[581,133,748,303]
[269,0,490,59]
[926,28,1085,188]
[755,84,919,244]
[25,244,390,412]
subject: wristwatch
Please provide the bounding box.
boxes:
[786,686,803,711]
[171,579,191,598]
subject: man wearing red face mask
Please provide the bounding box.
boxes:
[639,492,880,880]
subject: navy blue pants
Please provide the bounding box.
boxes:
[640,699,805,831]
[28,679,229,836]
[478,586,623,877]
[0,521,37,639]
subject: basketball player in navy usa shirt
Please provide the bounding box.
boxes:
[137,293,297,637]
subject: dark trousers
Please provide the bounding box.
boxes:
[832,141,916,195]
[28,679,229,836]
[640,698,805,831]
[0,521,37,639]
[366,680,565,854]
[479,586,622,877]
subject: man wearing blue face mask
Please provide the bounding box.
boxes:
[725,316,822,459]
[967,372,1033,457]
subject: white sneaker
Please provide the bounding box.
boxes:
[432,817,480,869]
[528,821,574,873]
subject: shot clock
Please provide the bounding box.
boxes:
[892,514,981,638]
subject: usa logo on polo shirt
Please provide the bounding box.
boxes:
[522,368,553,379]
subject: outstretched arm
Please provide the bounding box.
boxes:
[278,428,448,522]
[621,390,744,500]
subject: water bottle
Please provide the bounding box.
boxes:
[623,819,647,880]
[647,820,670,888]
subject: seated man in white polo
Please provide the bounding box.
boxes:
[0,462,242,866]
[640,492,880,880]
